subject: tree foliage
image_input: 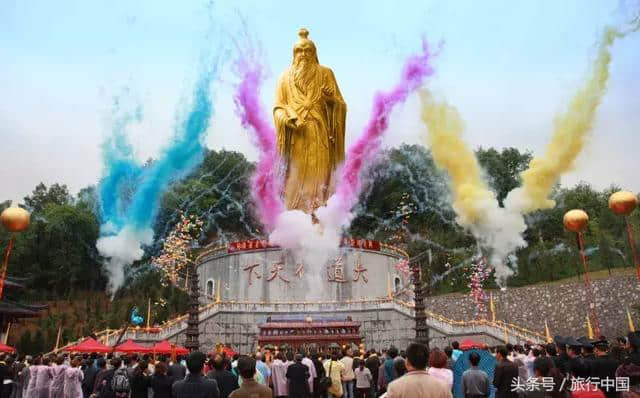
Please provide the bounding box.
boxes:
[3,146,639,353]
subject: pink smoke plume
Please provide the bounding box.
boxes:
[233,54,284,232]
[332,40,436,218]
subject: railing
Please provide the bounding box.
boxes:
[56,296,544,351]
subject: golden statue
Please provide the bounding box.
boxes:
[274,28,347,213]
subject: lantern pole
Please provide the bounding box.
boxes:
[564,209,600,337]
[0,206,31,300]
[576,231,601,337]
[624,217,640,280]
[608,191,639,281]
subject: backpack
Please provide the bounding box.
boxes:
[318,361,333,393]
[110,368,130,395]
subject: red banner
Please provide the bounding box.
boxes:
[340,238,380,251]
[227,239,278,253]
[227,238,380,253]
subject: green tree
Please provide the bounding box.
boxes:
[476,147,532,206]
[23,183,72,214]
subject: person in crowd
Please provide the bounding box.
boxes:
[90,358,108,397]
[616,334,640,398]
[300,352,316,395]
[393,358,407,378]
[382,346,399,390]
[553,336,569,375]
[524,347,544,380]
[12,361,26,398]
[50,355,67,398]
[310,352,325,398]
[150,361,172,398]
[229,356,271,398]
[270,352,288,398]
[81,358,98,398]
[589,339,619,398]
[323,352,345,398]
[611,337,628,364]
[386,343,452,398]
[168,356,187,384]
[427,349,453,390]
[1,356,15,398]
[566,338,583,372]
[462,352,490,398]
[511,345,528,384]
[63,358,83,398]
[286,354,310,398]
[206,354,239,398]
[529,356,566,398]
[34,356,53,398]
[128,360,150,398]
[340,349,355,398]
[452,342,463,362]
[25,356,41,398]
[94,357,124,398]
[172,352,219,398]
[494,346,520,398]
[254,353,270,387]
[354,357,372,398]
[578,338,596,361]
[19,357,32,398]
[364,350,379,398]
[444,346,454,370]
[570,359,604,398]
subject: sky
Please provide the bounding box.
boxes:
[1,0,639,203]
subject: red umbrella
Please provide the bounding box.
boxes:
[66,337,112,353]
[151,340,189,355]
[0,343,16,353]
[459,339,483,350]
[114,339,151,354]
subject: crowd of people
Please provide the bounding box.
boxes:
[0,332,639,398]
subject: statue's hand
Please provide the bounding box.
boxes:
[322,85,335,103]
[286,117,298,130]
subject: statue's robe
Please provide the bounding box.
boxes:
[273,65,347,213]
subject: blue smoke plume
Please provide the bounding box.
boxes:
[97,55,221,291]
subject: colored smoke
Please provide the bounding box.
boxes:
[233,51,284,232]
[97,62,219,292]
[505,26,635,213]
[419,90,526,285]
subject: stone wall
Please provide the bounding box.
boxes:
[169,304,416,353]
[425,274,640,339]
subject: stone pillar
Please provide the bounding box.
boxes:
[184,261,200,351]
[410,255,429,347]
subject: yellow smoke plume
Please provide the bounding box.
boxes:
[419,91,494,225]
[420,91,526,284]
[507,27,625,212]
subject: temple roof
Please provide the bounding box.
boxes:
[259,321,360,329]
[0,299,46,318]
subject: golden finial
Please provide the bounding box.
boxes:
[298,28,309,39]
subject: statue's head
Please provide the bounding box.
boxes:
[292,28,319,66]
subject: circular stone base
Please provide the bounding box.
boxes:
[196,238,411,304]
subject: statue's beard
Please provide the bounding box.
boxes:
[293,58,318,94]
